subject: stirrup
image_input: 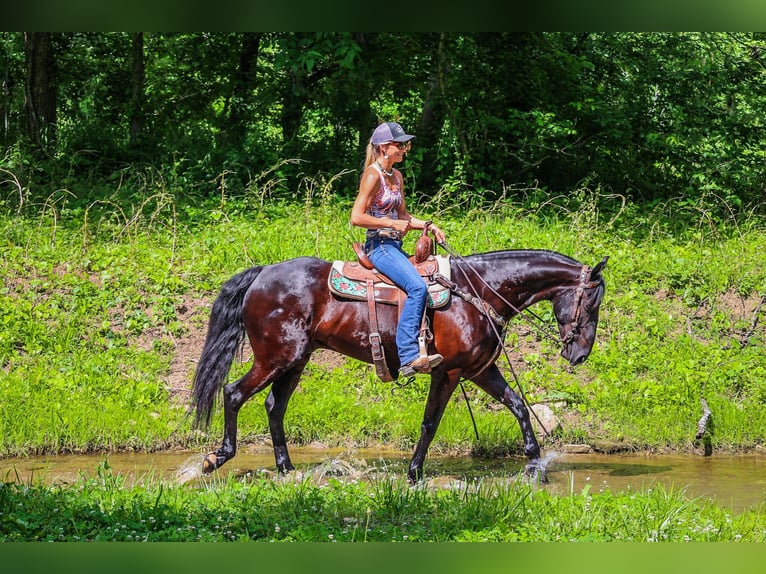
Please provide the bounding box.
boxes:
[400,353,443,376]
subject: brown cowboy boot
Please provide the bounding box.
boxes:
[400,353,443,377]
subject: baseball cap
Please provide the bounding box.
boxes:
[370,122,416,145]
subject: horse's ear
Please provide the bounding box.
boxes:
[590,256,609,280]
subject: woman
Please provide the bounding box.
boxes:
[350,121,446,376]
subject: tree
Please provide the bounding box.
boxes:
[217,32,262,153]
[23,32,56,153]
[2,32,765,210]
[129,32,145,146]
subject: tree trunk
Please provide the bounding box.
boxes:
[23,32,56,151]
[129,32,145,146]
[416,33,449,192]
[218,32,261,151]
[280,82,305,152]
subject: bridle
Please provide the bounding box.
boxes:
[560,264,602,346]
[441,241,602,348]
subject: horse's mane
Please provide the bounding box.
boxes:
[465,248,581,267]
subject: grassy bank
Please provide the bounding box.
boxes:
[1,460,764,542]
[1,190,765,459]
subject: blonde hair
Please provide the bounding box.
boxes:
[364,140,382,169]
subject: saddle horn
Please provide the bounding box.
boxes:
[414,221,434,264]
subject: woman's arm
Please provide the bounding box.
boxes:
[397,189,446,244]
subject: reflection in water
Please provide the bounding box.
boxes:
[556,461,673,476]
[2,447,765,514]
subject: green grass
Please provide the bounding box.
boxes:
[1,189,765,458]
[2,460,765,542]
[2,185,766,543]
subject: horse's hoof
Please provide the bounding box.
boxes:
[202,452,218,474]
[407,469,424,485]
[524,462,548,484]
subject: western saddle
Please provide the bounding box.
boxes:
[327,229,449,381]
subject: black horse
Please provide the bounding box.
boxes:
[192,249,607,483]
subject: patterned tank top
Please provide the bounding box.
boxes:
[366,163,403,220]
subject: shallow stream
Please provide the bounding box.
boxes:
[2,447,764,514]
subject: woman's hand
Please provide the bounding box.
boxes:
[390,218,412,236]
[429,223,446,245]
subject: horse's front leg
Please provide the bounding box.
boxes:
[470,364,546,481]
[408,370,460,484]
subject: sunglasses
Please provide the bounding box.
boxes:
[387,141,411,150]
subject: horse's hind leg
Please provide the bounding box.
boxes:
[264,365,306,473]
[407,371,460,484]
[202,363,279,473]
[470,364,544,477]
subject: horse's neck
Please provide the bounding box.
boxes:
[465,250,578,311]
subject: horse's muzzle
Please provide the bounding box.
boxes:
[570,353,588,366]
[561,344,589,366]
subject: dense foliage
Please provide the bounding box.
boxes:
[2,32,766,209]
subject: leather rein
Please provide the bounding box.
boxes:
[439,242,601,347]
[437,242,602,438]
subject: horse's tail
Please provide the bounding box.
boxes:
[191,265,263,429]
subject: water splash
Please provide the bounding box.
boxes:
[518,450,563,487]
[311,456,369,482]
[538,450,562,474]
[175,454,206,484]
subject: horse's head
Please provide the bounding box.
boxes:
[552,257,608,366]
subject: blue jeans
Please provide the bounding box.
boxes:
[365,237,428,366]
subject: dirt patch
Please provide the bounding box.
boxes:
[690,289,763,323]
[164,294,212,404]
[688,289,765,344]
[713,290,764,329]
[309,349,348,370]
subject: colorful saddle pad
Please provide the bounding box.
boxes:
[328,255,452,308]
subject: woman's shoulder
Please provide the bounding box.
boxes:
[362,164,382,179]
[366,163,383,176]
[363,165,385,183]
[358,165,381,193]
